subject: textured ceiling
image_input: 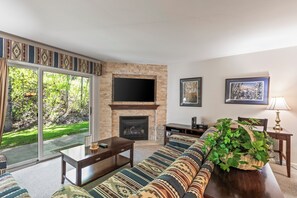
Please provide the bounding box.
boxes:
[1,0,297,64]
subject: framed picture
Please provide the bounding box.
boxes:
[180,77,202,107]
[225,77,270,105]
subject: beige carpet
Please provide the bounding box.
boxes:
[11,143,162,198]
[10,144,297,198]
[270,163,297,198]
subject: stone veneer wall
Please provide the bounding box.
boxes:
[98,62,167,143]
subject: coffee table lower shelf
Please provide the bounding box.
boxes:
[64,155,130,186]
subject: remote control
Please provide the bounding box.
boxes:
[99,143,108,148]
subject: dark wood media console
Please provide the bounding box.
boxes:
[164,123,206,145]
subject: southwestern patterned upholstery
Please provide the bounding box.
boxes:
[183,160,214,198]
[51,185,93,198]
[0,154,7,175]
[53,129,216,198]
[131,140,206,198]
[0,154,31,198]
[88,141,186,197]
[88,134,197,198]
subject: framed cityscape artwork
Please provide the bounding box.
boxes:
[225,77,270,105]
[180,77,202,107]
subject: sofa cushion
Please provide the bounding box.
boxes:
[51,185,93,198]
[167,135,198,151]
[131,140,206,198]
[0,154,7,175]
[89,144,185,198]
[89,168,151,198]
[131,145,183,179]
[2,188,30,198]
[183,160,214,198]
[0,173,30,198]
[0,173,20,197]
[181,139,206,166]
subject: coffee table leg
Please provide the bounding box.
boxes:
[76,164,82,186]
[61,156,66,184]
[130,144,134,167]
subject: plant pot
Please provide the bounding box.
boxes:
[223,153,265,170]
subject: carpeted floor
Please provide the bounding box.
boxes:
[10,144,297,198]
[270,163,297,198]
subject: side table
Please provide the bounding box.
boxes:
[267,128,293,177]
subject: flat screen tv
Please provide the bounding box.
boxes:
[113,78,155,102]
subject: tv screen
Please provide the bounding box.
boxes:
[113,78,155,102]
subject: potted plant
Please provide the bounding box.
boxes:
[202,118,272,172]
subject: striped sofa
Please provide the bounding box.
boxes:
[0,154,31,198]
[52,129,216,198]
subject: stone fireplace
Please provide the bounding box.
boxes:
[119,116,149,140]
[98,62,167,143]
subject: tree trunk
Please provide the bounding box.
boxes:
[4,79,13,132]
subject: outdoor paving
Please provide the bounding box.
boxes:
[0,132,88,165]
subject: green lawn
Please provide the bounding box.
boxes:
[0,121,89,149]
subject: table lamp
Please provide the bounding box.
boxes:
[267,97,291,131]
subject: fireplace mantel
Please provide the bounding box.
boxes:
[109,104,159,110]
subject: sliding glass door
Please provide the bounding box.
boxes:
[42,71,90,158]
[1,64,92,167]
[1,66,38,165]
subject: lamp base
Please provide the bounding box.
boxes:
[273,126,283,131]
[273,111,283,132]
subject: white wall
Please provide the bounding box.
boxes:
[167,46,297,164]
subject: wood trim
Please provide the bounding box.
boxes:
[109,104,159,110]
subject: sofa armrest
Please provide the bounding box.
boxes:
[51,185,94,198]
[183,160,214,198]
[200,127,217,139]
[167,134,198,150]
[0,154,7,175]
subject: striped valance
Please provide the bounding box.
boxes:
[0,36,101,76]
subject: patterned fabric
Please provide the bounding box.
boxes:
[131,140,206,198]
[2,188,30,198]
[0,154,7,175]
[181,139,205,167]
[200,127,217,139]
[0,36,102,76]
[55,135,214,198]
[89,145,184,198]
[51,185,93,198]
[183,160,214,198]
[90,169,150,198]
[167,135,198,151]
[0,173,31,198]
[130,145,184,180]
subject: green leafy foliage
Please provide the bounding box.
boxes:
[5,67,90,132]
[202,118,273,172]
[8,67,38,128]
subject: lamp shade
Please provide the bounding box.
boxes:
[267,97,291,110]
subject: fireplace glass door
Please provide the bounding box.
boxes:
[119,116,148,140]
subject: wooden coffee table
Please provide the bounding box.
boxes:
[60,136,135,186]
